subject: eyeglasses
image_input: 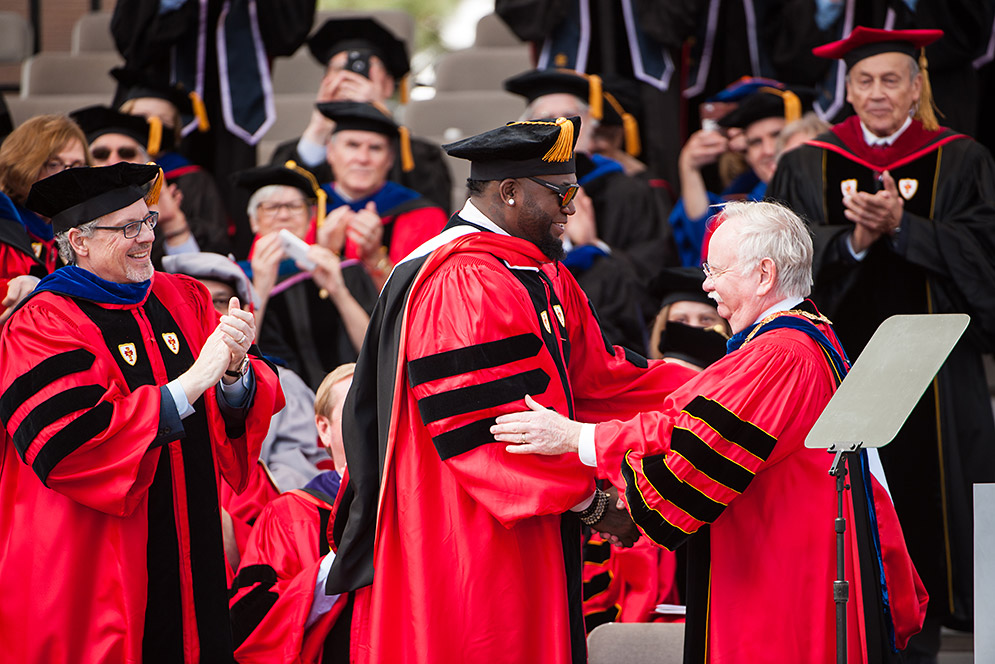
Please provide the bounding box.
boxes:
[42,158,86,174]
[257,200,310,216]
[526,177,580,208]
[702,261,738,280]
[91,146,140,162]
[92,211,159,239]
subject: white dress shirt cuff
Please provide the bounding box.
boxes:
[846,232,869,261]
[306,551,341,629]
[166,379,195,419]
[297,137,328,168]
[578,423,597,468]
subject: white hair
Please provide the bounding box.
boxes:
[718,200,813,299]
[246,184,288,220]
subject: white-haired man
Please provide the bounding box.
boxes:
[493,200,928,663]
[768,28,995,658]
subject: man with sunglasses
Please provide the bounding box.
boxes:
[0,162,284,664]
[323,117,694,663]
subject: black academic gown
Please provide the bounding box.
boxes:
[258,263,378,391]
[768,118,995,630]
[270,135,454,213]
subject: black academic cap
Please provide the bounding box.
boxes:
[231,161,328,227]
[649,266,714,308]
[317,101,399,136]
[658,321,728,368]
[26,163,162,234]
[717,86,804,130]
[70,105,158,154]
[504,69,616,123]
[111,67,194,116]
[307,17,410,81]
[444,116,580,181]
[161,252,260,310]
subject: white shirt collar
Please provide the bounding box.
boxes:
[751,296,805,327]
[860,116,912,147]
[457,198,510,235]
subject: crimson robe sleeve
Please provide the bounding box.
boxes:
[593,334,835,549]
[230,494,337,663]
[406,256,597,525]
[0,302,169,516]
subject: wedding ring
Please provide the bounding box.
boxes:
[520,432,527,444]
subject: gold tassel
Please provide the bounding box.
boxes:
[622,112,641,156]
[398,125,415,172]
[399,75,409,105]
[587,74,603,121]
[759,87,801,124]
[916,49,942,131]
[146,115,163,157]
[190,91,211,132]
[284,160,326,227]
[542,116,574,163]
[145,165,164,206]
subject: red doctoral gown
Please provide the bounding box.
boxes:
[334,223,695,664]
[0,271,284,664]
[594,307,928,663]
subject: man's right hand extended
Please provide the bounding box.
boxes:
[591,485,640,548]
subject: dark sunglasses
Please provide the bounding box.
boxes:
[526,176,580,208]
[91,146,140,162]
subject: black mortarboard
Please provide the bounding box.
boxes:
[504,69,614,123]
[110,67,209,136]
[649,266,714,308]
[70,105,159,154]
[231,161,328,227]
[161,252,260,310]
[308,17,410,81]
[26,163,162,234]
[717,87,803,130]
[444,116,580,180]
[318,101,415,172]
[318,101,399,136]
[658,321,728,368]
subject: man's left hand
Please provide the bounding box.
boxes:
[493,395,584,456]
[842,170,903,235]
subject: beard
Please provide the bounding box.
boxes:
[521,198,566,262]
[125,245,154,282]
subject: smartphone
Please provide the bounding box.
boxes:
[278,229,316,271]
[699,101,735,132]
[345,49,373,79]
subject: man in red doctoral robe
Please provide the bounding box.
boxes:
[324,117,695,663]
[0,163,284,663]
[494,200,928,663]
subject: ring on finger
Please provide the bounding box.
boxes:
[520,432,527,444]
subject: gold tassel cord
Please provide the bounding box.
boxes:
[146,116,163,157]
[398,125,415,172]
[542,117,574,163]
[399,75,409,105]
[145,165,165,206]
[190,91,211,132]
[916,49,942,132]
[622,113,641,157]
[284,160,327,228]
[587,74,603,121]
[759,86,801,125]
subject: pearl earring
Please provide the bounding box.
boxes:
[508,198,515,206]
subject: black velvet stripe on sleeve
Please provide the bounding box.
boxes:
[416,369,550,424]
[670,427,756,494]
[621,452,692,551]
[683,396,777,461]
[33,402,114,484]
[0,348,95,425]
[407,333,543,388]
[229,564,279,649]
[431,417,497,461]
[11,384,105,459]
[640,453,726,523]
[583,570,611,601]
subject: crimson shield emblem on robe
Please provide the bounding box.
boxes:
[840,179,858,198]
[162,332,180,355]
[118,343,137,366]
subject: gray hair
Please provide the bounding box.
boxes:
[718,200,813,299]
[246,184,285,220]
[55,218,99,265]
